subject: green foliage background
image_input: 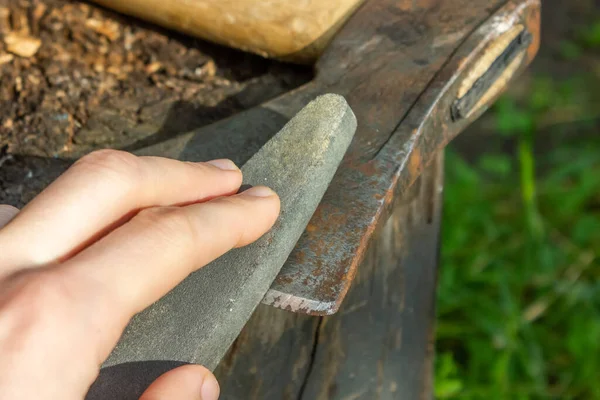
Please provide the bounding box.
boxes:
[434,15,600,400]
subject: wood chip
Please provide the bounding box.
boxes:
[123,29,136,50]
[11,8,30,35]
[27,74,40,85]
[196,60,216,78]
[0,7,10,33]
[32,3,48,35]
[0,53,14,65]
[107,65,121,75]
[4,33,42,58]
[93,62,105,72]
[85,18,121,41]
[145,61,163,74]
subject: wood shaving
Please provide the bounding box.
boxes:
[4,32,41,57]
[85,18,120,41]
[145,61,163,74]
[0,53,14,65]
[0,7,10,33]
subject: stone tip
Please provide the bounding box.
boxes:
[307,93,357,131]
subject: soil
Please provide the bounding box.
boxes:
[0,0,310,206]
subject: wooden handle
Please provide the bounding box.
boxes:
[90,0,365,64]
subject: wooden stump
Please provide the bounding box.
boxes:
[215,152,445,400]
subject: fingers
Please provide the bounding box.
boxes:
[60,186,280,337]
[0,205,19,228]
[0,150,242,271]
[139,365,219,400]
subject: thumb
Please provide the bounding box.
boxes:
[139,365,220,400]
[0,205,19,229]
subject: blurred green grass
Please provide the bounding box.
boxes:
[434,17,600,399]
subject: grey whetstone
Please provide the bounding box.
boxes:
[103,94,357,371]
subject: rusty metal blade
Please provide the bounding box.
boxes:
[129,0,540,317]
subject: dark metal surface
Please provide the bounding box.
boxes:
[265,0,541,314]
[138,0,541,315]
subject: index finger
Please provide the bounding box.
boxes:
[56,186,280,359]
[0,150,242,273]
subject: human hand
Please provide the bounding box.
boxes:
[0,150,280,400]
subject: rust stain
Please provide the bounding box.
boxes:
[356,159,379,176]
[305,223,318,233]
[525,1,541,61]
[373,192,385,201]
[275,274,294,286]
[397,0,415,11]
[408,148,422,179]
[398,0,440,11]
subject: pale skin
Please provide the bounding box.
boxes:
[0,149,281,400]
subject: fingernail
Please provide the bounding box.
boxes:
[242,185,276,197]
[206,159,239,171]
[201,374,220,400]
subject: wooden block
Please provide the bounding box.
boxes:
[89,0,365,64]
